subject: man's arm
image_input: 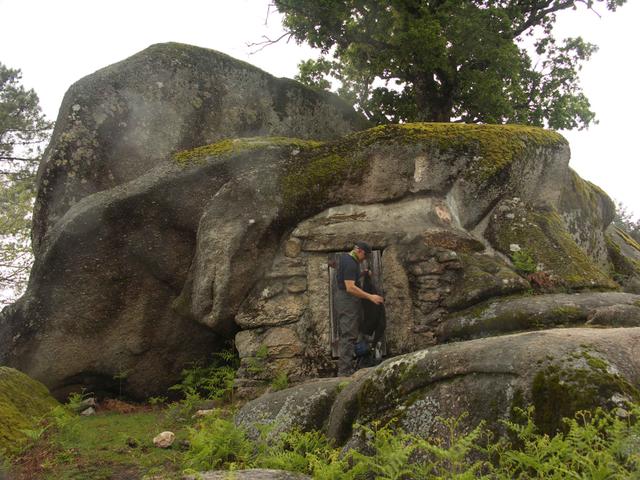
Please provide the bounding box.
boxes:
[344,280,384,305]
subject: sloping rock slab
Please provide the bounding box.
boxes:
[326,327,640,443]
[0,367,59,455]
[184,470,310,480]
[237,328,640,445]
[437,292,640,341]
[235,377,348,440]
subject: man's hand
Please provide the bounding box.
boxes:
[369,294,384,305]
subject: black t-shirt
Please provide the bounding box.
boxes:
[337,252,359,290]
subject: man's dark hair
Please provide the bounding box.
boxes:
[355,241,372,254]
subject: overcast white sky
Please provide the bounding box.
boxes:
[1,0,638,219]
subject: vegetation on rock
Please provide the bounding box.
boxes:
[487,203,616,289]
[0,367,59,456]
[280,122,566,218]
[4,359,640,478]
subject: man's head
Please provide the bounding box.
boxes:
[353,241,372,262]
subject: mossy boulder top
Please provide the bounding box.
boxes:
[2,44,638,401]
[0,367,59,456]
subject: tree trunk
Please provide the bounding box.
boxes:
[412,75,453,123]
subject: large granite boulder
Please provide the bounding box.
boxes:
[2,44,638,402]
[606,224,640,293]
[32,42,367,253]
[237,327,640,445]
[0,45,366,400]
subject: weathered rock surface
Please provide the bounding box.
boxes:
[235,377,350,440]
[152,431,175,449]
[32,42,367,252]
[2,44,639,401]
[606,224,640,293]
[183,470,310,480]
[1,44,366,399]
[437,292,640,341]
[0,367,59,455]
[237,327,640,445]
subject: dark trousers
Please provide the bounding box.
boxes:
[335,289,362,376]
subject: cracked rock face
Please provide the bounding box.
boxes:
[1,44,638,405]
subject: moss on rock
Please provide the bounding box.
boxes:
[531,351,639,435]
[280,122,565,218]
[173,136,323,166]
[445,253,529,311]
[0,367,60,456]
[487,202,616,290]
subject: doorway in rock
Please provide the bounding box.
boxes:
[328,250,386,359]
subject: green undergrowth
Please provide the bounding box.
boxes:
[8,405,188,480]
[8,395,640,478]
[0,367,60,456]
[182,405,640,479]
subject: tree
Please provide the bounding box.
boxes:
[613,202,640,243]
[0,62,53,305]
[273,0,625,128]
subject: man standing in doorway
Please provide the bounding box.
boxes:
[335,241,384,376]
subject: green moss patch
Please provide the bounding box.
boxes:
[377,123,566,181]
[280,122,565,218]
[531,351,639,435]
[487,203,616,290]
[0,367,60,456]
[173,136,323,166]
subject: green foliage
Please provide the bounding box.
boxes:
[246,344,269,375]
[255,428,337,475]
[270,371,289,392]
[183,411,253,471]
[170,348,239,403]
[613,201,640,243]
[0,62,53,305]
[511,249,537,275]
[179,403,640,479]
[148,396,168,407]
[277,0,625,129]
[493,406,640,478]
[9,399,640,478]
[65,389,92,413]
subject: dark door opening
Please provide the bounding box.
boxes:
[328,250,386,358]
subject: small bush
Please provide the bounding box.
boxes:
[512,249,537,274]
[270,372,289,392]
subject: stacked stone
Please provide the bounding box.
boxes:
[234,246,314,398]
[406,248,463,332]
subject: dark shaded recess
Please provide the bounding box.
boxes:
[53,371,123,400]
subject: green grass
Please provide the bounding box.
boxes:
[8,400,640,479]
[15,409,188,480]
